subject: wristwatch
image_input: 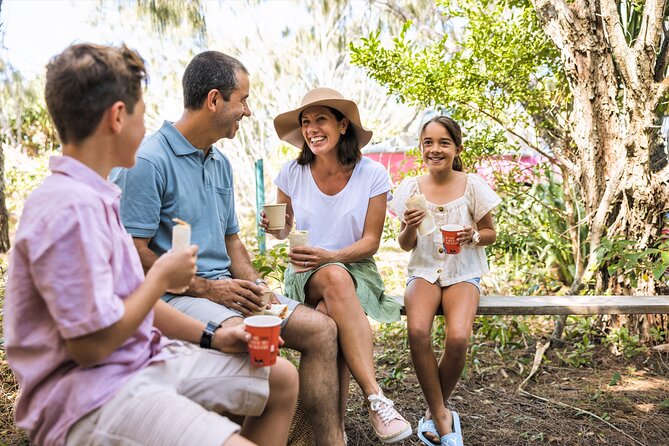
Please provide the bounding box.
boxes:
[470,230,481,246]
[254,278,268,287]
[200,321,220,349]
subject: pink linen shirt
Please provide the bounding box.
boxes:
[4,156,172,446]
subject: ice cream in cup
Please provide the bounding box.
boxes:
[289,230,309,249]
[172,218,191,250]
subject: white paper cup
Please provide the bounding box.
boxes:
[263,204,287,230]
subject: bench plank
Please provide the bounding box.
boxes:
[394,295,669,316]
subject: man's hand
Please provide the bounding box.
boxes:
[207,279,265,316]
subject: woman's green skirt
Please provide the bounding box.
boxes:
[283,257,400,323]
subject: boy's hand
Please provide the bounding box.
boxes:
[150,245,198,293]
[403,208,425,230]
[213,324,285,353]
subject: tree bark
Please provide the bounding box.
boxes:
[533,0,669,340]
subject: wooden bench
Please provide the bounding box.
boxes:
[394,295,669,315]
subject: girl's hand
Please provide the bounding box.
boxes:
[403,208,425,230]
[289,246,334,272]
[151,245,198,293]
[259,210,288,237]
[457,226,475,245]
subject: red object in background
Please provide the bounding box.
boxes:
[364,149,548,187]
[364,151,419,183]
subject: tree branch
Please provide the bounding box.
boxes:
[531,0,578,65]
[600,0,638,88]
[371,0,444,42]
[468,102,575,173]
[654,25,669,82]
[635,0,665,53]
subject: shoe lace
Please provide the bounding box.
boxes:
[368,392,400,425]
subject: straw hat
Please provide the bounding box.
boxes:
[274,87,373,149]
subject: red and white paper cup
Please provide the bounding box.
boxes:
[244,315,281,367]
[440,224,464,254]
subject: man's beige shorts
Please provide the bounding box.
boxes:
[66,343,270,446]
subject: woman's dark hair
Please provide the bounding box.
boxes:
[419,116,464,172]
[296,107,361,166]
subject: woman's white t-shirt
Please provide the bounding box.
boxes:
[274,157,391,251]
[388,174,501,286]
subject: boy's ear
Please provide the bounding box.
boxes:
[108,101,126,134]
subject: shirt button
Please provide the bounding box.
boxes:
[438,206,444,212]
[436,268,443,274]
[438,248,444,254]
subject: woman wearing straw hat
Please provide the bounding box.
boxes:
[260,87,412,444]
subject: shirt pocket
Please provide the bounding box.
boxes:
[214,186,234,225]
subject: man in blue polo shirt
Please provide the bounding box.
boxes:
[111,51,345,445]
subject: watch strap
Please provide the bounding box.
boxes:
[200,321,220,349]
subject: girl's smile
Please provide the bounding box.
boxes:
[420,122,461,171]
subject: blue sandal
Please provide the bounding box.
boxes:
[440,411,464,446]
[417,417,440,446]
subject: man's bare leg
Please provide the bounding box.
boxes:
[282,305,345,446]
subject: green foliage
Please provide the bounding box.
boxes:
[251,242,289,291]
[350,0,565,156]
[594,237,669,289]
[605,326,648,358]
[490,164,581,294]
[556,334,596,367]
[473,315,531,352]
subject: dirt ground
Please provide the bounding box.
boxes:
[342,336,669,446]
[2,329,669,446]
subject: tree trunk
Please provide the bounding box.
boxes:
[0,0,9,253]
[534,0,669,340]
[0,144,9,253]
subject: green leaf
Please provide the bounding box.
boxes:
[609,372,622,386]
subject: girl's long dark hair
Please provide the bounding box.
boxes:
[419,116,464,172]
[296,107,361,166]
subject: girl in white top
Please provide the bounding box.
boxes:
[388,116,501,446]
[261,88,411,444]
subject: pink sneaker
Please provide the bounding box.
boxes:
[367,391,412,443]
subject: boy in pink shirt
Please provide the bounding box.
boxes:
[3,43,297,446]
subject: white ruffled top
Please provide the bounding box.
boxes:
[388,174,501,286]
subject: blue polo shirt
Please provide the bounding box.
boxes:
[111,121,238,295]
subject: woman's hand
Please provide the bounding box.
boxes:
[259,210,289,237]
[403,208,425,230]
[289,246,335,272]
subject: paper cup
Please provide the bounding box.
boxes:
[440,224,464,254]
[253,290,274,315]
[244,315,282,367]
[263,204,287,231]
[289,230,309,249]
